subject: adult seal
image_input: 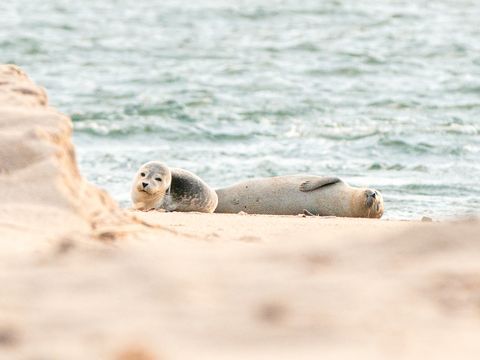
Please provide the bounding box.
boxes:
[131,161,218,213]
[215,175,384,218]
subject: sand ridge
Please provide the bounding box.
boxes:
[0,64,132,247]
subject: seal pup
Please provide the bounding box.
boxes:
[131,161,218,213]
[215,175,384,218]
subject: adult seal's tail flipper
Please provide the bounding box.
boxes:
[215,175,384,218]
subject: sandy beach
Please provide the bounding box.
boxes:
[1,65,480,359]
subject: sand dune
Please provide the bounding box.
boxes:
[0,65,130,249]
[1,65,479,359]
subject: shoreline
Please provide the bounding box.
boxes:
[132,210,427,242]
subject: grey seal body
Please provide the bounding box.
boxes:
[132,161,218,213]
[215,175,384,218]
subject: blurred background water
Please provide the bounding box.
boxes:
[2,0,480,219]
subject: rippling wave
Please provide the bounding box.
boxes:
[3,0,480,218]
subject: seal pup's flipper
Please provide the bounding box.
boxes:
[299,177,342,192]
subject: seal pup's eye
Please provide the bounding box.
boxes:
[155,177,162,182]
[140,172,146,177]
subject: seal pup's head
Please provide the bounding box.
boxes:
[363,188,384,218]
[131,161,172,210]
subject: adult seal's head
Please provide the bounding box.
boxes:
[354,188,384,218]
[132,161,172,211]
[131,161,218,213]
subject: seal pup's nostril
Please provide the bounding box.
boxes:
[142,182,148,189]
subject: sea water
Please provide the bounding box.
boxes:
[2,0,480,219]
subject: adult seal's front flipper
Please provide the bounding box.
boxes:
[299,177,342,192]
